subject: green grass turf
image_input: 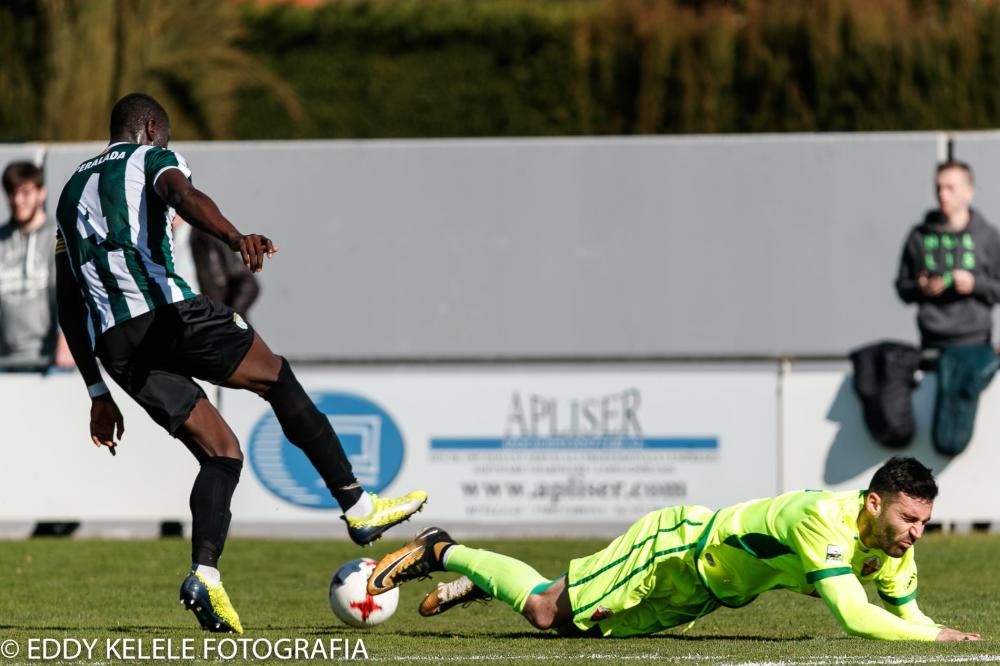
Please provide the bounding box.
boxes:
[0,534,997,664]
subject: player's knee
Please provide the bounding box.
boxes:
[178,414,244,462]
[247,352,283,396]
[522,596,558,630]
[261,358,332,443]
[200,455,243,480]
[213,432,244,460]
[261,356,297,400]
[189,434,243,461]
[221,443,244,461]
[226,340,283,395]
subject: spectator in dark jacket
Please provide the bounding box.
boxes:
[190,225,260,321]
[896,160,1000,348]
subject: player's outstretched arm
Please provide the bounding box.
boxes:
[884,598,980,641]
[815,576,944,641]
[883,596,939,627]
[55,247,124,452]
[155,169,277,273]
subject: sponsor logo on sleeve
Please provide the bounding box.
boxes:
[825,544,845,563]
[861,555,882,576]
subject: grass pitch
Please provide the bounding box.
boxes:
[0,534,997,665]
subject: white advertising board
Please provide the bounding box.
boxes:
[782,365,1000,523]
[0,372,195,521]
[221,365,779,528]
[4,363,998,531]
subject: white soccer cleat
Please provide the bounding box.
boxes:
[419,575,491,617]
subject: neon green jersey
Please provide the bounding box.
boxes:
[695,489,939,640]
[697,490,916,606]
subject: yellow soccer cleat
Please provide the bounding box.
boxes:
[342,490,428,546]
[179,569,244,634]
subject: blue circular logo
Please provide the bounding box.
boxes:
[248,392,405,510]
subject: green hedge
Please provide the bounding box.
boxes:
[0,1,44,142]
[236,0,1000,139]
[235,1,593,139]
[6,0,1000,141]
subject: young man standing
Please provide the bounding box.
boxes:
[0,162,72,367]
[896,160,1000,348]
[55,93,426,634]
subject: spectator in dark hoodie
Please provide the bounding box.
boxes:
[190,225,259,321]
[896,161,1000,349]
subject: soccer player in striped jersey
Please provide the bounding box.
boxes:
[54,93,427,634]
[368,457,980,641]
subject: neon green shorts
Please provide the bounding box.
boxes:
[566,505,719,637]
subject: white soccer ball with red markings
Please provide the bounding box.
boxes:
[329,558,399,627]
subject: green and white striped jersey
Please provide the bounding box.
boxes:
[55,142,196,337]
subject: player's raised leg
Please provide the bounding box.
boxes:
[225,333,426,544]
[175,398,246,634]
[367,527,573,630]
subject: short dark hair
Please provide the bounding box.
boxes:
[2,161,44,196]
[868,457,938,502]
[937,160,974,186]
[109,93,169,138]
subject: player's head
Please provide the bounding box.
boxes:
[2,161,46,226]
[110,93,171,148]
[862,457,937,557]
[936,160,974,219]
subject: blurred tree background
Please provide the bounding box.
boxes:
[0,0,301,141]
[5,0,1000,141]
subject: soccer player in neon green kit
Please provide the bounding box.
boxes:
[369,457,980,641]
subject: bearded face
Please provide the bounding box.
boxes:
[867,492,933,557]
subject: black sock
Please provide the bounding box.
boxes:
[263,358,363,511]
[190,456,242,568]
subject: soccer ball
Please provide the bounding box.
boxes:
[329,558,399,627]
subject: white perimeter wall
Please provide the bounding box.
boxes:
[1,362,995,536]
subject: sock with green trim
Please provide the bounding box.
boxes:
[443,544,549,612]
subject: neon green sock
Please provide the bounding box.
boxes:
[443,545,548,612]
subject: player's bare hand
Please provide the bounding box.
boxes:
[919,272,947,297]
[952,269,975,295]
[935,627,981,641]
[233,234,278,273]
[90,394,124,451]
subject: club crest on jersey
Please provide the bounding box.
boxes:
[233,313,248,330]
[590,606,614,622]
[825,544,845,563]
[861,555,882,576]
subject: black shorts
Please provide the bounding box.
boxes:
[96,295,255,435]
